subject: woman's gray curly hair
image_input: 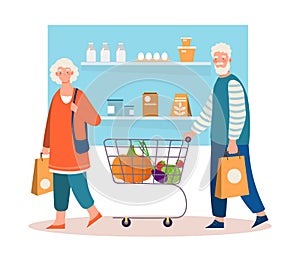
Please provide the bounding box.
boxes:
[50,58,79,84]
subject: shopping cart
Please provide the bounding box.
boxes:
[104,137,191,227]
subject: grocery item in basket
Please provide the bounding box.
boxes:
[176,160,184,168]
[138,143,167,183]
[112,145,152,183]
[151,169,167,183]
[162,165,181,184]
[156,160,166,171]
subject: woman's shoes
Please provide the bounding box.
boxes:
[87,212,102,228]
[45,213,102,229]
[46,224,65,229]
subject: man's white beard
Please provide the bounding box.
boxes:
[214,62,230,76]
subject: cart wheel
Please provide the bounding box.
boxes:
[121,217,131,227]
[163,217,173,227]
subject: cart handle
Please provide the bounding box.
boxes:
[185,136,192,143]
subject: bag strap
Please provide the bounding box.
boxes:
[73,87,79,104]
[71,88,88,140]
[71,88,79,130]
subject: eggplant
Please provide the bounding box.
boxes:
[151,169,167,183]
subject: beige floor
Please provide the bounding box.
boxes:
[29,216,271,236]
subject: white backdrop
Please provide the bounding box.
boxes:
[1,0,299,261]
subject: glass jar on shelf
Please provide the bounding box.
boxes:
[107,98,123,116]
[124,105,134,116]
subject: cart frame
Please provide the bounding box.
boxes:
[103,137,191,227]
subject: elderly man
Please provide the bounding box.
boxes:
[184,43,268,229]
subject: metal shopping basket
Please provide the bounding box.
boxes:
[104,137,191,227]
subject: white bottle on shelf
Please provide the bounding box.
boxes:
[100,42,110,62]
[86,42,96,63]
[116,42,126,63]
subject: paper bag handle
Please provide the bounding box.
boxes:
[224,150,241,159]
[40,152,44,161]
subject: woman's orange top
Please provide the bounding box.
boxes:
[43,88,101,171]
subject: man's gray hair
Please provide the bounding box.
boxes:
[211,43,232,58]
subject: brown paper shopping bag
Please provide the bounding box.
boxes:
[31,154,53,196]
[170,94,192,116]
[215,152,249,199]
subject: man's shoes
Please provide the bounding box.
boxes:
[46,224,65,229]
[87,212,102,228]
[252,215,268,228]
[205,220,224,229]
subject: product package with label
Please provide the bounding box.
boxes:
[170,94,192,116]
[143,92,158,116]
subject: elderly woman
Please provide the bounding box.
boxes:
[42,58,102,229]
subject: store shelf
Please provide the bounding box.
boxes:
[101,116,198,121]
[81,61,211,66]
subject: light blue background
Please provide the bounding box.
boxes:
[48,25,248,145]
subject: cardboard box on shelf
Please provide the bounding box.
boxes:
[143,92,158,116]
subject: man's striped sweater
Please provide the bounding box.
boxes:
[191,74,250,145]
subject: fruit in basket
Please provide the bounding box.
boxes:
[151,168,167,183]
[112,145,152,183]
[156,160,166,171]
[161,165,181,184]
[176,160,184,168]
